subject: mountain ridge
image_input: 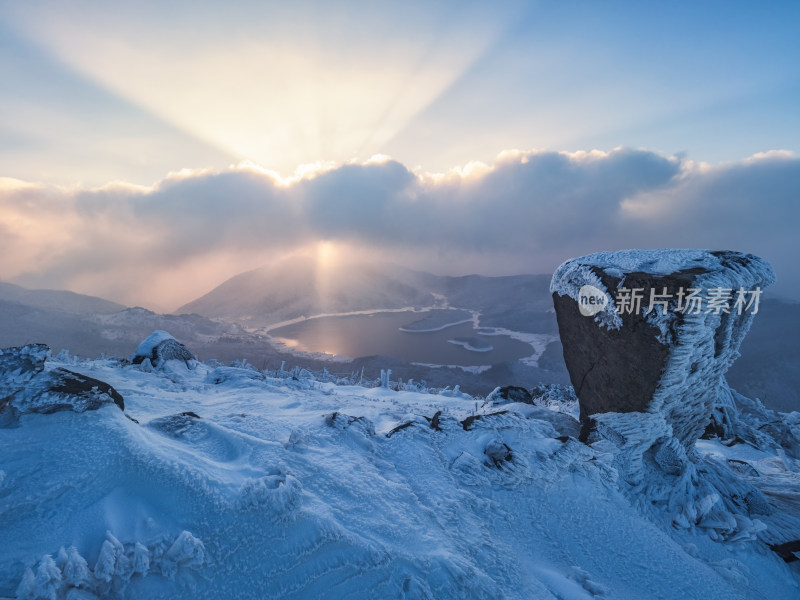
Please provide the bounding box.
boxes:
[0,281,127,315]
[176,255,555,332]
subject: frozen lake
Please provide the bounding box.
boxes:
[268,309,533,366]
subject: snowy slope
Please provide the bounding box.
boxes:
[2,356,800,599]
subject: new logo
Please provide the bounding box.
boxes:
[578,284,608,316]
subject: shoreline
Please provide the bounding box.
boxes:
[261,305,554,369]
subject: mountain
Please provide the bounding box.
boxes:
[177,255,556,333]
[437,272,555,333]
[0,283,280,364]
[0,281,126,315]
[726,299,800,413]
[177,255,439,327]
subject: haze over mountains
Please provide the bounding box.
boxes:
[0,282,126,315]
[178,256,440,327]
[1,255,798,411]
[178,255,555,334]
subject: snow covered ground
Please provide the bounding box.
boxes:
[2,354,800,599]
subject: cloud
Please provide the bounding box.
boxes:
[1,148,798,310]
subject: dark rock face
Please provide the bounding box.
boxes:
[495,386,533,404]
[550,250,775,444]
[30,368,125,413]
[0,344,124,421]
[460,410,508,431]
[551,287,670,433]
[770,540,800,562]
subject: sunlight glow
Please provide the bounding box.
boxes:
[314,240,341,313]
[8,5,509,175]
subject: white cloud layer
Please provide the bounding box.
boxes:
[1,148,798,310]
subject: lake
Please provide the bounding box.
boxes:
[267,309,534,366]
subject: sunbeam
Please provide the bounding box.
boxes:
[4,2,514,177]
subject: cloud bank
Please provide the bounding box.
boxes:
[1,148,798,310]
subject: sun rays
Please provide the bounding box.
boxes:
[4,2,509,178]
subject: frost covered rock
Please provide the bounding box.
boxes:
[0,343,50,398]
[324,411,375,435]
[0,344,124,422]
[550,249,775,444]
[484,439,513,467]
[488,385,533,404]
[131,330,196,368]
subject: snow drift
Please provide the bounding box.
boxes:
[1,339,799,598]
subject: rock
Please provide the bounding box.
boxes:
[770,540,800,562]
[529,384,579,412]
[426,410,443,431]
[25,368,125,413]
[550,249,774,444]
[484,439,513,466]
[131,331,196,368]
[323,412,375,435]
[0,343,50,399]
[0,344,124,421]
[460,410,509,431]
[492,385,533,404]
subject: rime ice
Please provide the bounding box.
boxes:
[550,249,775,443]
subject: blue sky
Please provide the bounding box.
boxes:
[0,1,798,308]
[2,0,797,183]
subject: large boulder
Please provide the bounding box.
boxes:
[0,344,124,422]
[550,249,775,444]
[131,330,196,368]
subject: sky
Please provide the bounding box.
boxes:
[0,0,798,311]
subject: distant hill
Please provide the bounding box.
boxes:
[177,255,555,333]
[0,283,278,363]
[177,255,441,327]
[0,281,126,315]
[726,299,800,413]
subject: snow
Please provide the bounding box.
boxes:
[550,261,622,330]
[447,337,493,352]
[1,354,799,599]
[549,249,776,333]
[551,248,774,282]
[131,330,175,362]
[411,362,493,374]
